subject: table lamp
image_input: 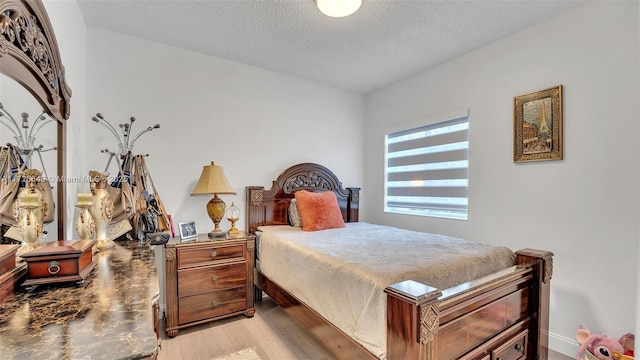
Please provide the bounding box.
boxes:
[191,161,236,238]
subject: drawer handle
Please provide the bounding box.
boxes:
[48,261,61,275]
[210,251,217,258]
[211,275,218,281]
[211,300,218,308]
[515,343,524,352]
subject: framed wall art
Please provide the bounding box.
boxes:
[514,85,563,162]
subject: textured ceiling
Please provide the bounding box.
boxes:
[77,0,586,94]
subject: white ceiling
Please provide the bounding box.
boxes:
[77,0,586,94]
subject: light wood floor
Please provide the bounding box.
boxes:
[157,297,335,360]
[157,297,572,360]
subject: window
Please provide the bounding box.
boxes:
[384,110,469,220]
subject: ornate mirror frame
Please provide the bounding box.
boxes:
[0,0,71,239]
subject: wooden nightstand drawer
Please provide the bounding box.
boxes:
[177,244,244,268]
[491,329,527,360]
[165,234,255,337]
[178,262,247,297]
[178,287,248,325]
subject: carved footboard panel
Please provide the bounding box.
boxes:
[385,249,552,360]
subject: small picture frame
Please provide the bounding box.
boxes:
[514,85,563,162]
[178,221,198,240]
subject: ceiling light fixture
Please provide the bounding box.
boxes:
[315,0,362,18]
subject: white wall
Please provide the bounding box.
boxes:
[84,28,365,234]
[364,1,639,356]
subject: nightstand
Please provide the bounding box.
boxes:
[164,232,255,337]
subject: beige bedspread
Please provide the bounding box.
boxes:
[256,222,515,359]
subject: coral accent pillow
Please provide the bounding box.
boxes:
[294,190,346,231]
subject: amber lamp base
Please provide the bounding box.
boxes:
[206,194,226,238]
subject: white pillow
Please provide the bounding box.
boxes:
[288,198,302,227]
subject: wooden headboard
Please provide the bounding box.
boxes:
[245,163,360,234]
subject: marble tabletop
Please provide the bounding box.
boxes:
[0,240,159,360]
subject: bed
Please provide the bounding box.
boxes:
[246,163,553,360]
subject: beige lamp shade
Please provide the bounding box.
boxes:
[191,162,236,196]
[191,162,235,238]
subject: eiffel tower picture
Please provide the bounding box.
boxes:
[514,85,563,162]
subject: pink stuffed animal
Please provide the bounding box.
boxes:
[576,326,631,360]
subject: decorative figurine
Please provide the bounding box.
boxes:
[88,171,115,250]
[226,202,240,236]
[15,169,45,254]
[75,193,95,240]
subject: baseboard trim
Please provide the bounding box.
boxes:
[550,331,579,358]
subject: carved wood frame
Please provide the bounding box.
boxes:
[0,0,71,239]
[246,162,360,235]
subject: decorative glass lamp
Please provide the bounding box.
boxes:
[191,162,236,238]
[226,202,240,236]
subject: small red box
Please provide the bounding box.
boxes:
[20,239,96,288]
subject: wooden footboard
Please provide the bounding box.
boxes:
[385,248,552,360]
[258,248,552,360]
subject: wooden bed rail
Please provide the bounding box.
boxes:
[385,248,553,360]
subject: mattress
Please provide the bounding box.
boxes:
[256,222,515,359]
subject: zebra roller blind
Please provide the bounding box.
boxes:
[385,111,469,220]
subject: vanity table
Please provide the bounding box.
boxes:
[0,2,158,357]
[0,241,159,360]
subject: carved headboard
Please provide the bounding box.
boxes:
[245,163,360,234]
